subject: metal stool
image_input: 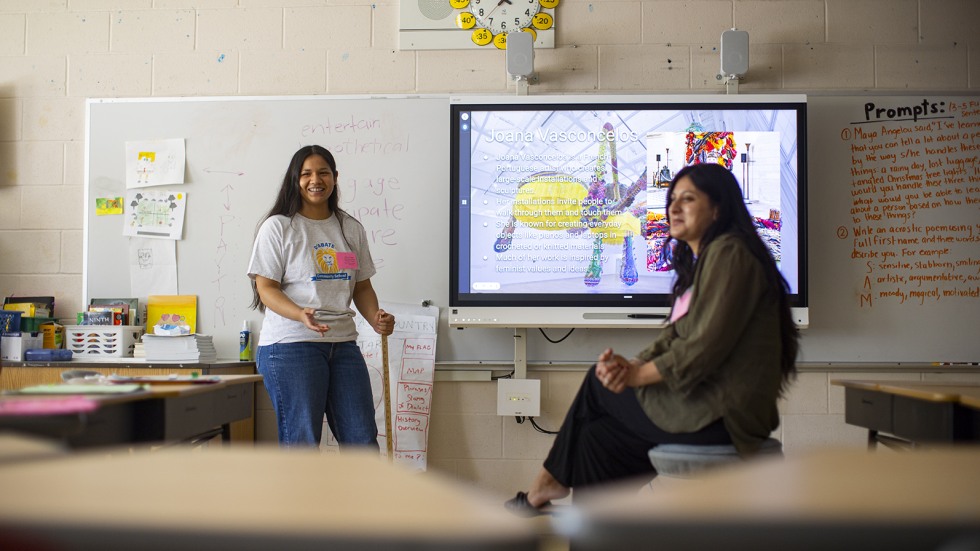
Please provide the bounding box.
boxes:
[648,437,783,480]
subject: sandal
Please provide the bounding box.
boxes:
[504,491,552,517]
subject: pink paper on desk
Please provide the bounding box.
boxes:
[0,397,98,416]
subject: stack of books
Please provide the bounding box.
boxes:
[141,334,216,362]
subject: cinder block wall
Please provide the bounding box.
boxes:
[2,0,978,498]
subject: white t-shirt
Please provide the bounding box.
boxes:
[247,212,377,345]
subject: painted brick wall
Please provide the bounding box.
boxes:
[1,0,977,498]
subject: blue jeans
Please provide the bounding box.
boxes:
[257,341,379,450]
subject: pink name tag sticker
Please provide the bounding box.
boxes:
[670,288,693,323]
[336,252,359,270]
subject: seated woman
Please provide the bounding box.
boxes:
[506,162,800,516]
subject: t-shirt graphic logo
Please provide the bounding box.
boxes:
[315,247,338,273]
[311,242,351,281]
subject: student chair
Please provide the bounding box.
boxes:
[647,437,783,481]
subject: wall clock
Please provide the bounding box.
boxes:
[455,0,558,49]
[398,0,556,50]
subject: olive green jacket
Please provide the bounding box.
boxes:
[633,232,785,456]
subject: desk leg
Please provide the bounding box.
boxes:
[221,423,232,444]
[867,430,912,451]
[874,433,914,451]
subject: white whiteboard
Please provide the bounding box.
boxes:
[804,94,980,363]
[84,96,453,360]
[85,94,980,364]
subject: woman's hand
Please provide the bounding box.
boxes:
[352,279,393,336]
[373,309,395,336]
[300,307,330,336]
[596,349,663,392]
[595,348,633,393]
[255,276,330,336]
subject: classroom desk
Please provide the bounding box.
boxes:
[565,447,980,551]
[832,379,980,448]
[0,446,537,551]
[0,359,255,381]
[0,375,261,449]
[0,360,257,442]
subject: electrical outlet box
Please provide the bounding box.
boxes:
[497,378,540,417]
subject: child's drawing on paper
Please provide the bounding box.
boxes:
[95,197,124,215]
[152,313,192,336]
[125,139,186,188]
[137,247,153,269]
[146,295,197,335]
[123,189,187,240]
[136,151,155,185]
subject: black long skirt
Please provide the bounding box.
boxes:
[542,365,731,490]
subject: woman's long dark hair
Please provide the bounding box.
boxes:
[249,145,358,311]
[665,163,799,390]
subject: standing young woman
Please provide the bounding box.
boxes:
[248,145,394,449]
[506,162,799,515]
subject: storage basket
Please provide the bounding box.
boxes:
[65,325,144,357]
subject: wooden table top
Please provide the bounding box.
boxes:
[2,359,254,369]
[832,379,980,408]
[0,374,263,407]
[121,373,263,398]
[576,446,980,526]
[0,445,536,550]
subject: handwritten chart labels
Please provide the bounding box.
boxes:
[837,98,980,308]
[300,114,408,271]
[354,303,438,471]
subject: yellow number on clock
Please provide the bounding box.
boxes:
[539,0,559,8]
[492,33,508,50]
[471,28,493,46]
[456,12,476,29]
[532,12,553,30]
[450,0,469,8]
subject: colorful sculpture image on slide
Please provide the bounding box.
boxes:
[648,125,738,272]
[647,124,782,272]
[493,122,647,288]
[490,121,782,287]
[687,127,784,263]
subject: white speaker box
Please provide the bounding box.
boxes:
[507,32,535,78]
[720,29,749,76]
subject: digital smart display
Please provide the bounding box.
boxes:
[449,95,808,328]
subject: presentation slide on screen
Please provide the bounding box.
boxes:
[457,106,800,295]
